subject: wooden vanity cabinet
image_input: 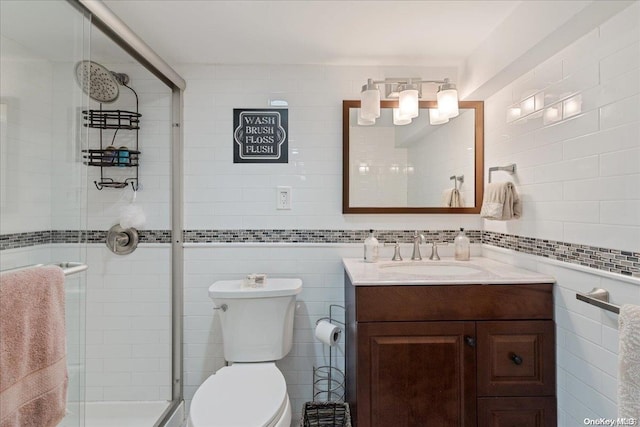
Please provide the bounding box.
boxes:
[345,274,556,427]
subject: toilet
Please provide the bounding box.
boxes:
[188,278,302,427]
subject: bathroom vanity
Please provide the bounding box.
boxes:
[343,258,557,427]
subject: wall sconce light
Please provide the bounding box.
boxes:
[429,108,449,125]
[360,77,459,125]
[393,108,412,126]
[360,79,380,121]
[506,106,522,123]
[520,95,536,115]
[436,78,459,119]
[563,94,582,118]
[357,108,375,126]
[398,82,419,119]
[543,104,562,125]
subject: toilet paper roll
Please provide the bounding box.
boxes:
[315,320,341,346]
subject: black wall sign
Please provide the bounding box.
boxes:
[233,109,288,163]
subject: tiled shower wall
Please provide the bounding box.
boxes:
[482,3,640,425]
[80,62,173,401]
[0,59,174,402]
[0,36,54,235]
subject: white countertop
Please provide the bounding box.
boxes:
[343,257,556,286]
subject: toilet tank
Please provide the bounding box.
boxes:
[208,278,302,362]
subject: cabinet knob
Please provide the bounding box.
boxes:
[464,336,476,347]
[510,353,523,365]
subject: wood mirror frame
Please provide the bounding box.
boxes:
[343,100,484,214]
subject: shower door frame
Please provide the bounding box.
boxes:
[66,1,186,425]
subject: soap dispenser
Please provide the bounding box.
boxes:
[364,229,379,263]
[454,228,470,261]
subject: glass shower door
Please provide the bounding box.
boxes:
[0,1,91,426]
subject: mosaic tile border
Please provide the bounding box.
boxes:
[182,229,483,244]
[1,230,172,250]
[0,231,52,250]
[483,231,640,277]
[3,228,638,277]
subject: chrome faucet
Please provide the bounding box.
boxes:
[384,242,403,261]
[411,231,425,260]
[429,241,448,261]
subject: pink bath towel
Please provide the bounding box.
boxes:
[0,265,68,427]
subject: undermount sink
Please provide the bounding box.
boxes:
[378,262,485,276]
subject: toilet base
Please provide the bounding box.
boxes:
[188,394,291,427]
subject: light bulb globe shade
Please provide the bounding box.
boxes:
[399,88,419,119]
[429,108,449,125]
[357,109,375,126]
[393,108,412,125]
[360,86,380,121]
[437,87,459,119]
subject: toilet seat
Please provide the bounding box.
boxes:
[189,363,289,427]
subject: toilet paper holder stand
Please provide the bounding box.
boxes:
[313,304,346,402]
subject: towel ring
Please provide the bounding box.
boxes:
[488,164,516,183]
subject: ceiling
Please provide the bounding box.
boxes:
[102,0,521,66]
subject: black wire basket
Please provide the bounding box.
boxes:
[300,402,351,427]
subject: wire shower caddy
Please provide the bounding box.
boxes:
[81,83,142,190]
[313,304,346,402]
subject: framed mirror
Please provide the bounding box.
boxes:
[343,100,484,213]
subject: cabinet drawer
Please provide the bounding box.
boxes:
[356,284,553,322]
[478,397,557,427]
[477,321,555,397]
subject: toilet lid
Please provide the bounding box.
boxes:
[190,363,287,427]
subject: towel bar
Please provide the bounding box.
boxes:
[449,175,464,190]
[488,164,516,183]
[576,288,620,314]
[1,262,88,277]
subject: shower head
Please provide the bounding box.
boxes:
[74,60,129,103]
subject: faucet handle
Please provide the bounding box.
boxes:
[384,242,403,261]
[429,241,448,261]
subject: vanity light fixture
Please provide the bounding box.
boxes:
[360,77,459,125]
[398,83,419,119]
[357,108,375,126]
[360,79,380,121]
[428,108,449,125]
[393,108,412,126]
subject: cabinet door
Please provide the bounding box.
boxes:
[477,321,555,397]
[478,397,557,427]
[358,321,476,427]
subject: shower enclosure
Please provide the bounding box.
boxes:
[0,1,184,426]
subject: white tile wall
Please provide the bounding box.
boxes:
[176,62,480,231]
[483,2,640,253]
[84,245,172,402]
[0,36,54,235]
[50,63,88,232]
[483,3,640,425]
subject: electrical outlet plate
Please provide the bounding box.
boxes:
[277,186,291,210]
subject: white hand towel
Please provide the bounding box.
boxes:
[480,182,521,220]
[619,304,640,419]
[442,188,465,208]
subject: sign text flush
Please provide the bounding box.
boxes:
[233,109,288,163]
